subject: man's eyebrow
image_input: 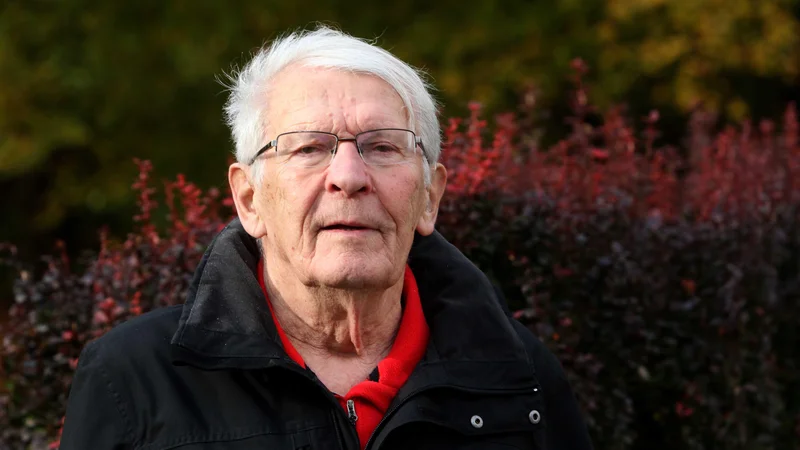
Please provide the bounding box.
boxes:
[281,121,322,132]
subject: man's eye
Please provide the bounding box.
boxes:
[295,145,326,155]
[368,143,400,153]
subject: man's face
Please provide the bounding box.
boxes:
[247,66,443,290]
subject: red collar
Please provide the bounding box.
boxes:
[257,260,429,448]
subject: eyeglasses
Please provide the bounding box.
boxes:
[249,128,424,168]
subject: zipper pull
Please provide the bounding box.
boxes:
[346,399,358,426]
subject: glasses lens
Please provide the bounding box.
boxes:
[357,129,416,166]
[277,132,337,167]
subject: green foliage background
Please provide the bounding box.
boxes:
[1,0,798,269]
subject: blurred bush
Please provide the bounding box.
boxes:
[1,1,798,271]
[2,62,800,449]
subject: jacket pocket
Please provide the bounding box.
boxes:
[378,387,546,450]
[135,425,342,450]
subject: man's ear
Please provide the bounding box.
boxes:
[228,163,267,238]
[416,163,447,236]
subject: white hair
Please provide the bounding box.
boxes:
[221,26,441,185]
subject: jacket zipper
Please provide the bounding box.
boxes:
[363,384,538,450]
[346,399,358,426]
[279,362,536,450]
[278,364,361,449]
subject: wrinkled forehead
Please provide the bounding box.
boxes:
[265,65,410,136]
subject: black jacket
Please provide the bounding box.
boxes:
[61,219,593,450]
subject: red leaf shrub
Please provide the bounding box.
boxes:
[2,61,799,449]
[0,161,232,449]
[435,67,800,449]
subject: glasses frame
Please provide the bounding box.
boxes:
[248,128,425,166]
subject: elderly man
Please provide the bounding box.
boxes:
[61,27,593,450]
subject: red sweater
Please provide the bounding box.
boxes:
[258,262,429,449]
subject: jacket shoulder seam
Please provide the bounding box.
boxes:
[90,342,138,446]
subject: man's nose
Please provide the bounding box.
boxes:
[324,141,372,196]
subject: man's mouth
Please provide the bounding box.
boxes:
[320,222,375,233]
[322,224,367,231]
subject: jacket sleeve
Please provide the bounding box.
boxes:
[59,340,134,450]
[492,285,594,450]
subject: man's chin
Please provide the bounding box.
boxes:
[312,262,395,290]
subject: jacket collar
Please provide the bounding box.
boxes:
[171,218,535,390]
